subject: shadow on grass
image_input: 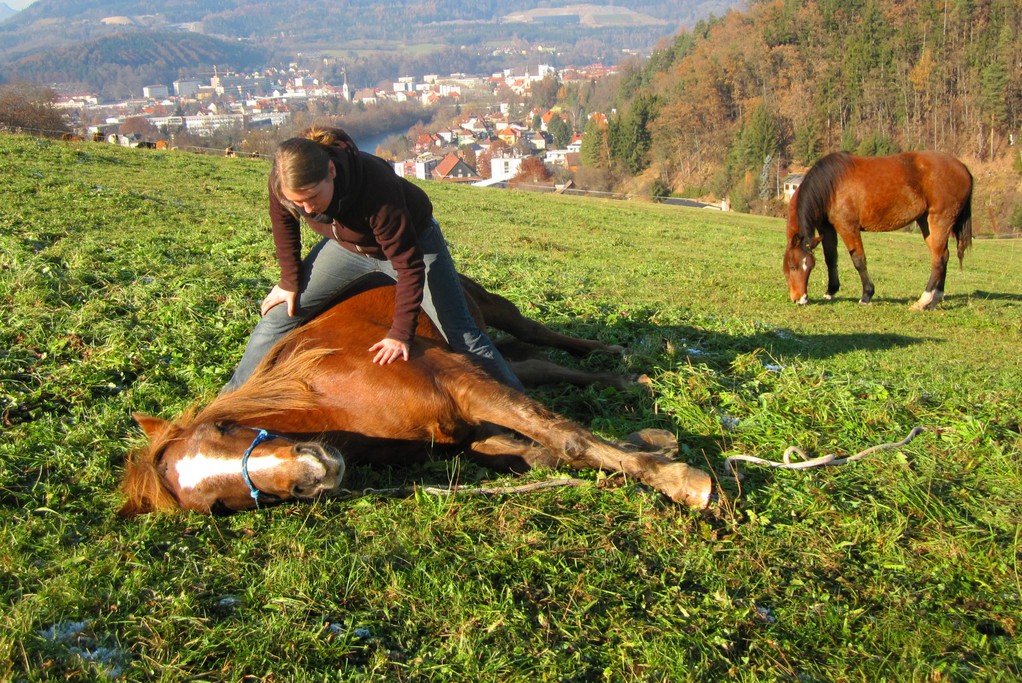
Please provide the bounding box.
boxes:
[526,313,927,369]
[803,288,1022,307]
[969,289,1022,303]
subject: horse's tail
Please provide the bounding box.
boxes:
[954,171,973,270]
[795,152,854,248]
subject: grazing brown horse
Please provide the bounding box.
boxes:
[119,277,712,516]
[782,151,973,309]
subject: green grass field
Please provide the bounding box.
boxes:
[2,134,1020,681]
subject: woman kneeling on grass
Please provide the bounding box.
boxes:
[224,126,523,393]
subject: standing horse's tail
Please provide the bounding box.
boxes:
[954,170,974,270]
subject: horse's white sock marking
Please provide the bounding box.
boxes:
[914,290,943,309]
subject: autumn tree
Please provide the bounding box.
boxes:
[511,156,553,186]
[0,84,70,137]
[530,74,561,110]
[459,145,477,172]
[476,150,492,179]
[119,116,158,139]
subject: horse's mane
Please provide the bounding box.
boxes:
[195,341,332,427]
[795,151,855,246]
[118,341,334,516]
[119,416,188,516]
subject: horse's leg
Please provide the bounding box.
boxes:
[456,380,712,507]
[819,224,841,300]
[459,273,624,356]
[912,215,949,310]
[508,357,645,391]
[835,223,874,304]
[469,427,680,472]
[467,431,562,470]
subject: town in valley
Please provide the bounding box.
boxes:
[54,60,631,192]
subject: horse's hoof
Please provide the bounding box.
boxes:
[912,290,943,311]
[795,295,809,305]
[665,463,713,509]
[823,294,834,301]
[858,300,872,305]
[625,428,678,452]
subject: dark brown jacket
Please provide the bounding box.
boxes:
[268,136,434,343]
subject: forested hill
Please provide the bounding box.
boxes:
[2,32,265,97]
[590,0,1020,225]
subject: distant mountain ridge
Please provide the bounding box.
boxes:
[2,0,739,33]
[0,0,743,62]
[3,31,265,97]
[0,0,742,97]
[0,3,15,22]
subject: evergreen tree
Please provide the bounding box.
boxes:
[579,117,608,167]
[547,114,571,149]
[981,55,1009,159]
[609,94,657,175]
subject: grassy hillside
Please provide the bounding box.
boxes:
[2,133,1020,681]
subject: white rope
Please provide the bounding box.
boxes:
[723,427,926,482]
[338,477,588,499]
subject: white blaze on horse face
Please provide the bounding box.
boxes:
[174,451,297,493]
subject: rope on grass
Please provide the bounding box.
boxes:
[339,477,589,499]
[723,426,926,482]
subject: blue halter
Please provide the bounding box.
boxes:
[239,428,291,508]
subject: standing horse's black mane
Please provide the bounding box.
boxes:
[796,151,856,247]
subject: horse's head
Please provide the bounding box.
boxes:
[782,193,821,305]
[783,234,821,305]
[119,413,346,516]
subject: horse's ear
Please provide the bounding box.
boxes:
[133,413,169,441]
[801,236,821,252]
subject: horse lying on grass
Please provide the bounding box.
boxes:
[783,151,973,310]
[119,276,713,516]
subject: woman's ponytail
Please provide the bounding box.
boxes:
[301,126,358,153]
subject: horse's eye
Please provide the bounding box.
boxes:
[214,422,230,435]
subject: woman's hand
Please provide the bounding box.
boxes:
[261,285,297,317]
[369,338,410,365]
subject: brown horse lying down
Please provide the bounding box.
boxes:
[119,277,713,516]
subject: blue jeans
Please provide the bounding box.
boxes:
[224,220,523,392]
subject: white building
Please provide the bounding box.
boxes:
[184,113,245,135]
[490,155,526,182]
[174,79,202,98]
[394,156,441,180]
[142,84,169,99]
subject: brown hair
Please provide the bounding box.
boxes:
[270,126,358,203]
